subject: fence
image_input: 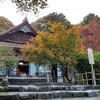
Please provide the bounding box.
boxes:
[47,71,100,85]
[75,71,100,85]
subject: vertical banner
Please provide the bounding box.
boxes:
[87,48,94,64]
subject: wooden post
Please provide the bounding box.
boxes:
[91,64,96,85]
[85,71,88,85]
[82,74,84,85]
[77,74,79,85]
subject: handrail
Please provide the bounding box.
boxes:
[46,71,100,85]
[75,71,100,85]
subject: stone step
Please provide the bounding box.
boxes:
[8,77,47,85]
[0,90,100,100]
[0,85,100,92]
[0,77,100,99]
[0,77,47,85]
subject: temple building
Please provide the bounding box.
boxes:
[0,18,47,77]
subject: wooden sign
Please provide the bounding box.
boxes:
[87,48,94,64]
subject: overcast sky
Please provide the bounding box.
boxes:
[0,0,100,25]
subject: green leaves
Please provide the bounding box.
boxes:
[0,46,18,73]
[76,52,100,73]
[0,16,14,32]
[82,13,95,25]
[11,0,48,14]
[31,12,72,31]
[0,46,15,60]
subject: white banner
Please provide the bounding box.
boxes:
[87,48,94,64]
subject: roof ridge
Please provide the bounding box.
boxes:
[0,20,37,37]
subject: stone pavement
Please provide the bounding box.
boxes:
[50,97,100,100]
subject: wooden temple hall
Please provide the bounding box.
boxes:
[0,18,48,77]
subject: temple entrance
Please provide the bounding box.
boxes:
[17,61,29,76]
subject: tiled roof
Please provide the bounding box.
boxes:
[0,20,37,37]
[0,42,24,48]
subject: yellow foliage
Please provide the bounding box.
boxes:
[21,21,85,67]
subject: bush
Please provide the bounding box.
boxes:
[76,52,100,73]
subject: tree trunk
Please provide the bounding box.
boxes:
[51,64,58,82]
[6,66,8,76]
[61,67,72,83]
[6,66,10,76]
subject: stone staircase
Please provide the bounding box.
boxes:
[0,77,100,100]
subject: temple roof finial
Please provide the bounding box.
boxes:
[23,17,29,23]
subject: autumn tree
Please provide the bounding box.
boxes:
[0,46,18,76]
[31,12,72,31]
[78,15,100,51]
[21,22,85,82]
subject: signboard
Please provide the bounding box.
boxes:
[87,48,94,64]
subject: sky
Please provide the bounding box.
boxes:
[0,0,100,25]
